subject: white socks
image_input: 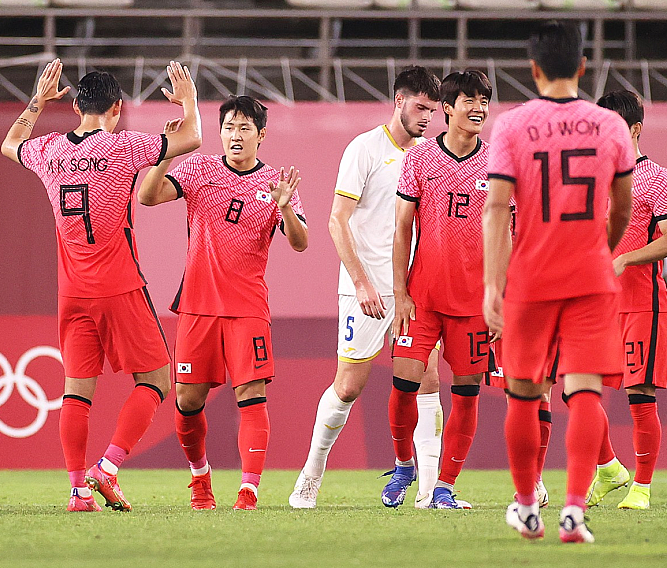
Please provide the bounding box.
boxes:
[414,392,443,497]
[303,384,354,478]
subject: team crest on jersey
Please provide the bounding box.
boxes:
[256,190,272,203]
[177,362,192,374]
[475,179,489,191]
[396,336,413,347]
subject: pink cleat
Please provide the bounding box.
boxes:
[67,488,102,512]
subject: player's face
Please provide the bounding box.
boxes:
[220,111,266,166]
[445,91,489,136]
[398,94,439,139]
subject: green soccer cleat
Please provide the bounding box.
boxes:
[618,484,650,510]
[586,461,630,507]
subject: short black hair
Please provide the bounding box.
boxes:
[75,71,122,115]
[528,20,583,81]
[596,90,644,129]
[393,66,440,102]
[440,70,492,125]
[218,95,268,132]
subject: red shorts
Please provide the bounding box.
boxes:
[58,287,170,379]
[621,311,667,389]
[393,308,492,376]
[487,340,559,390]
[502,293,623,388]
[175,313,274,388]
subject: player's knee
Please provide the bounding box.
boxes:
[176,389,207,412]
[334,380,363,402]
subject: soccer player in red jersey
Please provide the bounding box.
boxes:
[584,90,667,510]
[138,95,308,510]
[1,59,202,512]
[385,70,493,509]
[484,21,634,542]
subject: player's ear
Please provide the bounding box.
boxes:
[631,122,642,139]
[257,127,266,145]
[72,99,81,117]
[112,99,122,116]
[395,90,405,109]
[577,56,587,78]
[529,60,540,82]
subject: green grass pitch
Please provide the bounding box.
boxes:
[1,469,666,568]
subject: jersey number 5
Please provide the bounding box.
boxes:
[534,148,596,223]
[60,184,95,244]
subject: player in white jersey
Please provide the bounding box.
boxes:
[289,67,441,508]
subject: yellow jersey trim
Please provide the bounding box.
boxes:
[335,190,361,201]
[338,349,382,364]
[382,125,405,153]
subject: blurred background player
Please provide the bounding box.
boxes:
[139,95,307,511]
[1,59,201,511]
[289,66,441,509]
[484,21,634,543]
[386,70,493,510]
[586,90,667,510]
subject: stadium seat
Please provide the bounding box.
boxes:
[374,0,456,8]
[540,0,624,9]
[457,0,537,9]
[51,0,133,6]
[0,0,49,6]
[286,0,373,8]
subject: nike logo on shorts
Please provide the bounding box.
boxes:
[470,358,483,365]
[255,362,268,370]
[629,368,642,374]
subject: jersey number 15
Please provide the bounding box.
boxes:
[534,148,596,223]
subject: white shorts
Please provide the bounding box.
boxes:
[337,295,395,362]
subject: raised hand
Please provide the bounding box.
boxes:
[268,166,301,208]
[162,61,197,106]
[34,58,70,107]
[163,118,183,135]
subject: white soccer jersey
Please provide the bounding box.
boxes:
[335,124,420,296]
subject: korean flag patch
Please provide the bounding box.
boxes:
[177,362,192,374]
[256,190,272,203]
[475,179,489,191]
[396,335,413,348]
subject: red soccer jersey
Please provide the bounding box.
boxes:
[488,98,635,302]
[167,154,306,322]
[18,129,167,297]
[398,135,489,316]
[613,157,667,313]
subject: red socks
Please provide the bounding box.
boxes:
[60,395,91,487]
[388,377,420,462]
[565,391,605,508]
[505,395,541,501]
[238,398,270,476]
[439,385,480,485]
[597,406,616,465]
[110,383,163,455]
[629,394,662,485]
[537,399,552,477]
[175,403,208,465]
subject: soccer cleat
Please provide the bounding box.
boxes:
[67,488,102,512]
[85,461,132,512]
[188,469,216,510]
[380,465,416,508]
[559,505,595,543]
[233,487,258,510]
[289,470,322,509]
[415,490,433,509]
[617,484,650,510]
[506,502,544,540]
[536,478,549,508]
[429,487,472,510]
[586,461,630,507]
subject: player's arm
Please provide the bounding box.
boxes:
[1,58,70,164]
[161,61,202,160]
[614,219,667,277]
[138,119,183,206]
[392,196,417,338]
[269,166,308,252]
[482,178,514,338]
[607,172,633,253]
[329,193,386,320]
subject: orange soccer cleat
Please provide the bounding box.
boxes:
[85,461,132,512]
[233,487,257,510]
[188,469,216,510]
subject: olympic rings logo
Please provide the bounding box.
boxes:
[0,347,63,439]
